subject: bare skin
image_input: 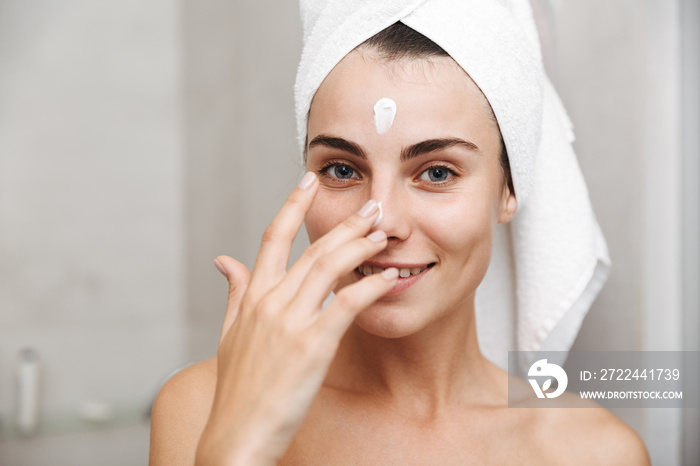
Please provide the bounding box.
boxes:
[149,50,650,465]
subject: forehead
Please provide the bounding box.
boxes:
[307,50,498,145]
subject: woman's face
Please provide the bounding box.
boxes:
[305,50,517,338]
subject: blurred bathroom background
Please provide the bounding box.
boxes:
[0,0,697,464]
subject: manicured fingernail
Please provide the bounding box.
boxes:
[358,200,379,218]
[372,202,383,227]
[214,259,227,277]
[367,230,387,242]
[381,267,399,280]
[297,171,316,190]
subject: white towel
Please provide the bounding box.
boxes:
[295,0,611,370]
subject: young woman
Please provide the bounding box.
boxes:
[149,13,650,466]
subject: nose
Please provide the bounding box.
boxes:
[368,181,411,242]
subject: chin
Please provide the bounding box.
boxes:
[352,302,429,339]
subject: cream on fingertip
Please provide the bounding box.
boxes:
[380,267,399,280]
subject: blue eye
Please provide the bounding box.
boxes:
[420,165,454,183]
[324,163,360,180]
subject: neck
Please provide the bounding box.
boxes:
[325,295,495,417]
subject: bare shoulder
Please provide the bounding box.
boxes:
[571,404,650,465]
[149,357,218,466]
[536,395,650,465]
[499,366,649,464]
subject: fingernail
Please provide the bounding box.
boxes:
[367,230,387,242]
[381,267,399,280]
[297,171,316,190]
[358,200,379,218]
[214,259,227,277]
[372,201,383,228]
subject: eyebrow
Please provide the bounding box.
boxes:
[308,134,480,162]
[308,135,365,159]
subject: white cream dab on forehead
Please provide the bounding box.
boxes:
[373,98,396,134]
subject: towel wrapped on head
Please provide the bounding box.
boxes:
[295,0,611,370]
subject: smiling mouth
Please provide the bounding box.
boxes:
[355,263,436,278]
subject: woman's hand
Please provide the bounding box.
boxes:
[195,172,398,465]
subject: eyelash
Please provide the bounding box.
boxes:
[317,160,458,186]
[419,164,457,185]
[317,160,357,183]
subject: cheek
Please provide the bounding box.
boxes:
[304,191,359,243]
[418,190,496,266]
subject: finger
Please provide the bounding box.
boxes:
[248,172,318,293]
[280,199,382,295]
[289,230,388,314]
[314,268,398,341]
[214,255,252,343]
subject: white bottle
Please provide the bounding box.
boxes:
[16,348,41,435]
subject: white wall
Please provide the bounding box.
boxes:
[182,0,304,362]
[0,0,185,462]
[544,0,696,464]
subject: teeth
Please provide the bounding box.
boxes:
[357,264,430,277]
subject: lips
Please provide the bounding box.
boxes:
[353,262,436,296]
[355,263,432,277]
